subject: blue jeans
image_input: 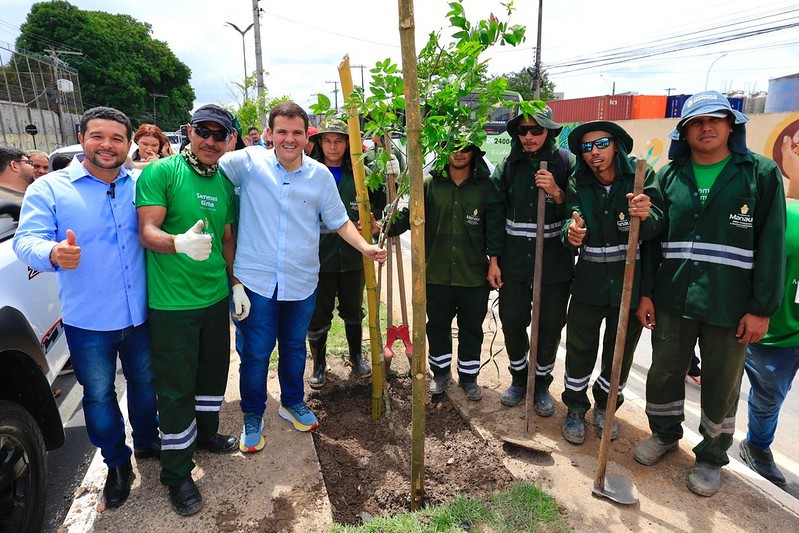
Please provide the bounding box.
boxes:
[64,322,159,467]
[745,342,799,450]
[238,286,316,416]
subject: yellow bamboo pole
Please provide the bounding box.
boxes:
[397,0,426,511]
[338,55,384,421]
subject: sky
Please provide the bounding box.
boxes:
[1,0,797,113]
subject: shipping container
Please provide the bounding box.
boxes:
[766,73,799,113]
[728,96,744,112]
[745,93,767,115]
[547,95,634,123]
[632,95,667,119]
[666,94,691,118]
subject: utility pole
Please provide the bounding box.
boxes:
[252,0,266,127]
[326,81,339,112]
[150,93,167,126]
[665,87,676,97]
[45,48,82,145]
[350,64,366,93]
[532,0,544,100]
[225,22,254,100]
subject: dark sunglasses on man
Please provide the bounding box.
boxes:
[579,137,615,153]
[191,124,230,142]
[517,125,546,137]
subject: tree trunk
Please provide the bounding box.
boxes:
[397,0,426,511]
[337,55,384,421]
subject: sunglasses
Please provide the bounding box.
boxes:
[579,137,615,153]
[517,125,546,137]
[192,124,229,142]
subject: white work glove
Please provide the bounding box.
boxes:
[386,155,400,176]
[231,283,251,321]
[174,219,212,261]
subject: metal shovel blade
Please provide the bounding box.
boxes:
[499,434,553,454]
[592,474,639,505]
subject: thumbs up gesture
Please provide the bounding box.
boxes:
[50,229,81,270]
[567,211,587,247]
[174,219,212,261]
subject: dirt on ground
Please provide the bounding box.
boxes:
[308,371,514,525]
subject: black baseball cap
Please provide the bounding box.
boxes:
[191,104,234,133]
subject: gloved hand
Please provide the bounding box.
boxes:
[386,155,400,176]
[174,219,212,261]
[231,283,251,321]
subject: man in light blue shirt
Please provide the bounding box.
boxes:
[219,102,386,452]
[13,106,159,510]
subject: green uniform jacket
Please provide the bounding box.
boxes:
[318,166,386,273]
[391,155,498,287]
[651,151,786,327]
[761,201,799,348]
[562,156,662,307]
[487,141,577,284]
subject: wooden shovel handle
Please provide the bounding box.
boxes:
[594,159,647,488]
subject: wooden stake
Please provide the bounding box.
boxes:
[338,55,384,421]
[397,0,427,511]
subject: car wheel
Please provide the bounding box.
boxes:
[0,400,47,533]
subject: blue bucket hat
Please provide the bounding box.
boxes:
[667,91,750,159]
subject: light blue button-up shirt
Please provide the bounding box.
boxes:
[13,159,147,331]
[219,146,349,301]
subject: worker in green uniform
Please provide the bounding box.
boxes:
[137,105,241,516]
[391,143,501,400]
[486,106,576,412]
[634,91,786,497]
[306,119,386,388]
[561,121,662,444]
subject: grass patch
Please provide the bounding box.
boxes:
[331,482,569,532]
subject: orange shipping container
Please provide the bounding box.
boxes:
[632,95,667,119]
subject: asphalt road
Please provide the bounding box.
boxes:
[43,367,127,533]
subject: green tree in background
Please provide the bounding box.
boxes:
[491,65,556,102]
[16,0,195,131]
[227,72,291,131]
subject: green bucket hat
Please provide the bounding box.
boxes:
[567,120,633,155]
[506,105,563,136]
[310,119,349,142]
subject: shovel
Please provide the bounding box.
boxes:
[500,160,551,454]
[591,159,646,505]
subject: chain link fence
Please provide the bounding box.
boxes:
[0,41,84,153]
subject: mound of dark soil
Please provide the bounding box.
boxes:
[308,374,513,525]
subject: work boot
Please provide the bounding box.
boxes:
[308,332,328,389]
[533,388,555,417]
[460,380,483,401]
[687,461,721,497]
[593,406,618,440]
[634,435,678,466]
[739,439,788,489]
[430,374,449,395]
[500,385,526,407]
[562,411,586,444]
[345,324,372,378]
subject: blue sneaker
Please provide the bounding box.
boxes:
[239,413,265,453]
[278,403,318,432]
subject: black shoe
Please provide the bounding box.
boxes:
[533,389,555,417]
[562,411,586,444]
[740,438,788,489]
[197,433,238,454]
[104,462,135,509]
[133,441,161,459]
[168,477,203,516]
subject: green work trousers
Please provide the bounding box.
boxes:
[149,297,231,486]
[645,310,746,466]
[426,283,490,383]
[498,279,571,389]
[308,270,364,337]
[562,299,642,414]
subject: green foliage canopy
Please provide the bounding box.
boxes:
[16,0,195,131]
[490,65,557,102]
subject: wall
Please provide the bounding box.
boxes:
[0,101,80,153]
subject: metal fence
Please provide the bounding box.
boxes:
[0,41,83,153]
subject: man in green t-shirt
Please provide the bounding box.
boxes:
[137,104,245,516]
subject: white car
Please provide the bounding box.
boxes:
[0,199,69,531]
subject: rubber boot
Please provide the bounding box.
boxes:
[308,332,327,389]
[345,324,372,378]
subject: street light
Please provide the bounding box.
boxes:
[704,53,728,91]
[225,22,254,99]
[150,93,167,126]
